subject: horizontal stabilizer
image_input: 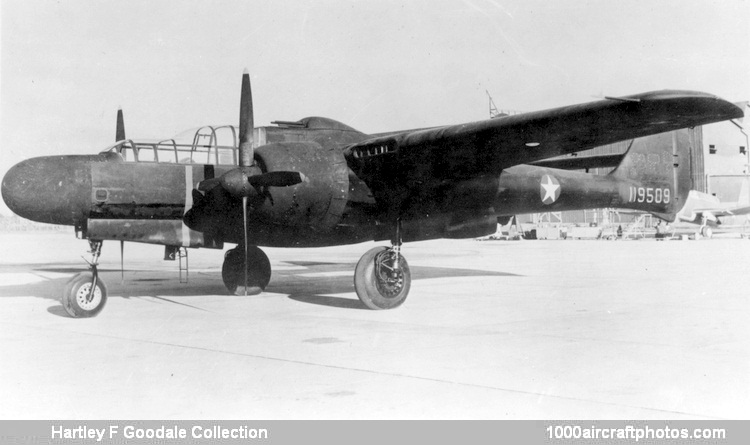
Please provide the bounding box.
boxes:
[733,102,748,122]
[530,153,624,171]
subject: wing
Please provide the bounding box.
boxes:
[691,205,750,221]
[345,90,743,189]
[677,190,750,223]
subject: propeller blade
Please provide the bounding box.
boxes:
[197,177,222,192]
[196,169,301,203]
[238,70,254,167]
[120,240,125,284]
[247,171,305,188]
[116,108,126,141]
[242,196,249,296]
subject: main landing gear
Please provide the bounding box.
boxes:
[221,246,271,295]
[62,240,108,318]
[354,221,412,310]
[699,217,713,239]
[217,227,413,309]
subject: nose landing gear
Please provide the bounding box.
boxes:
[62,240,108,318]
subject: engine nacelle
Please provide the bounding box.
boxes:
[253,142,349,231]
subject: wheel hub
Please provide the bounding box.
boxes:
[374,249,404,298]
[76,283,102,310]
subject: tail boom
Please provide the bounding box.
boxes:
[493,129,696,222]
[493,165,639,216]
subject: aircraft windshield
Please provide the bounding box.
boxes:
[102,125,239,165]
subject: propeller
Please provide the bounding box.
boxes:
[191,70,303,295]
[116,108,126,283]
[196,72,303,196]
[238,71,252,296]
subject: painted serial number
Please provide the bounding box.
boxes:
[628,186,670,204]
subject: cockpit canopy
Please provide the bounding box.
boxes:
[102,125,240,165]
[100,117,364,165]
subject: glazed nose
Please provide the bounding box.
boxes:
[2,156,92,225]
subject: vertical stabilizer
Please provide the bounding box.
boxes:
[610,129,695,221]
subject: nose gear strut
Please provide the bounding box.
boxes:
[82,240,103,303]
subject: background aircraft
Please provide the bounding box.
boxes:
[1,72,743,317]
[674,189,750,238]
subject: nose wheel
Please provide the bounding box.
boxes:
[62,240,108,318]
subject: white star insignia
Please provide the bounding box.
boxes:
[540,175,560,204]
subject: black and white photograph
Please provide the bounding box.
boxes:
[1,0,748,429]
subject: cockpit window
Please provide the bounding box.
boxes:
[137,146,156,162]
[103,125,240,165]
[120,146,135,162]
[157,145,176,163]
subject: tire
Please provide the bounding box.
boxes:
[62,272,108,318]
[222,246,271,294]
[701,226,713,238]
[354,246,411,310]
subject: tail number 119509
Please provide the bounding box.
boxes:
[629,186,670,204]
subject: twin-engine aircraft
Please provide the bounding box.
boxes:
[1,71,743,317]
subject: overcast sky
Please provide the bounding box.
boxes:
[1,0,748,214]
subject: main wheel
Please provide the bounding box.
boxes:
[222,246,271,295]
[354,246,411,310]
[701,225,713,238]
[62,272,108,318]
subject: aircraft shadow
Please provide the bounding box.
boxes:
[1,263,143,274]
[0,276,71,303]
[0,261,520,315]
[35,267,144,274]
[272,262,519,310]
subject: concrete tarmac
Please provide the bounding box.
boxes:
[0,231,748,419]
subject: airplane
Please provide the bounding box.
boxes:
[1,71,743,317]
[673,189,750,238]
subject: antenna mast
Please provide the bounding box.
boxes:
[486,90,501,119]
